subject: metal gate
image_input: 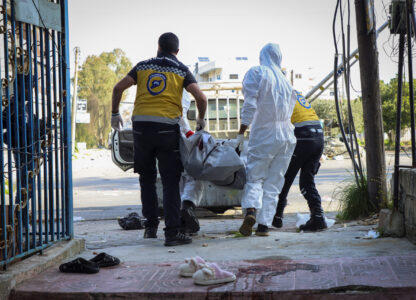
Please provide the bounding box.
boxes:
[0,0,72,268]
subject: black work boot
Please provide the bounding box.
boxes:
[255,224,269,236]
[143,227,158,239]
[273,205,285,229]
[181,200,200,234]
[299,216,327,232]
[272,215,283,228]
[239,209,256,236]
[164,231,192,247]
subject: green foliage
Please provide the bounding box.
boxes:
[384,139,394,150]
[348,99,364,133]
[311,99,337,126]
[380,78,416,142]
[76,49,132,148]
[232,231,246,238]
[312,98,364,133]
[386,200,394,210]
[335,174,377,220]
[1,178,15,196]
[2,178,9,195]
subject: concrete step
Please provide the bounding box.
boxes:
[10,255,416,299]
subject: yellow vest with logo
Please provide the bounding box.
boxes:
[291,91,320,124]
[133,70,183,119]
[131,56,190,120]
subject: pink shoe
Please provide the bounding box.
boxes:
[179,256,206,277]
[192,263,236,285]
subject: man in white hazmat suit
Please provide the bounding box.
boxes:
[236,43,297,237]
[178,91,204,234]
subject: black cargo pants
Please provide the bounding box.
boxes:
[276,124,324,218]
[133,121,183,237]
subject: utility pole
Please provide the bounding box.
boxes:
[71,47,80,152]
[354,0,387,208]
[290,69,294,86]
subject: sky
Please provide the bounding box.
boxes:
[67,0,402,99]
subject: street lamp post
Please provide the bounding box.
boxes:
[71,47,80,152]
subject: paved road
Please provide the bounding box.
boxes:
[72,149,412,221]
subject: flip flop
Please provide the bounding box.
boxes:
[59,258,99,274]
[89,252,120,268]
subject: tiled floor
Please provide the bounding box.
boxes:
[11,255,416,299]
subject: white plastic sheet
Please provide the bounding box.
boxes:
[363,230,380,239]
[296,213,335,229]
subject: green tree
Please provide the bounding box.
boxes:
[380,78,414,143]
[312,98,364,134]
[76,49,132,148]
[348,98,364,134]
[312,99,337,127]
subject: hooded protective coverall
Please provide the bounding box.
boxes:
[241,43,297,227]
[179,91,204,206]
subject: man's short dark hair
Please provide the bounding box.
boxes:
[158,32,179,54]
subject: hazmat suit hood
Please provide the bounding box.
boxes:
[259,43,282,70]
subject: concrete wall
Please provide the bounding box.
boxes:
[399,168,416,244]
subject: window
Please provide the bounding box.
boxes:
[216,74,221,80]
[227,99,239,118]
[187,99,244,120]
[229,74,238,80]
[188,102,196,120]
[208,100,218,119]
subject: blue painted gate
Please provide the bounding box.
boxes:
[0,0,72,268]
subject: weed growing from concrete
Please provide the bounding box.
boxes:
[232,231,253,238]
[335,175,377,220]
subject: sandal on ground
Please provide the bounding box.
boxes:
[193,263,236,285]
[89,252,120,268]
[179,256,206,277]
[59,258,99,274]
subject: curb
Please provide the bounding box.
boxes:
[0,239,85,300]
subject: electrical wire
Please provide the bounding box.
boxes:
[381,0,416,62]
[340,0,362,183]
[349,74,362,94]
[332,0,363,186]
[345,0,364,180]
